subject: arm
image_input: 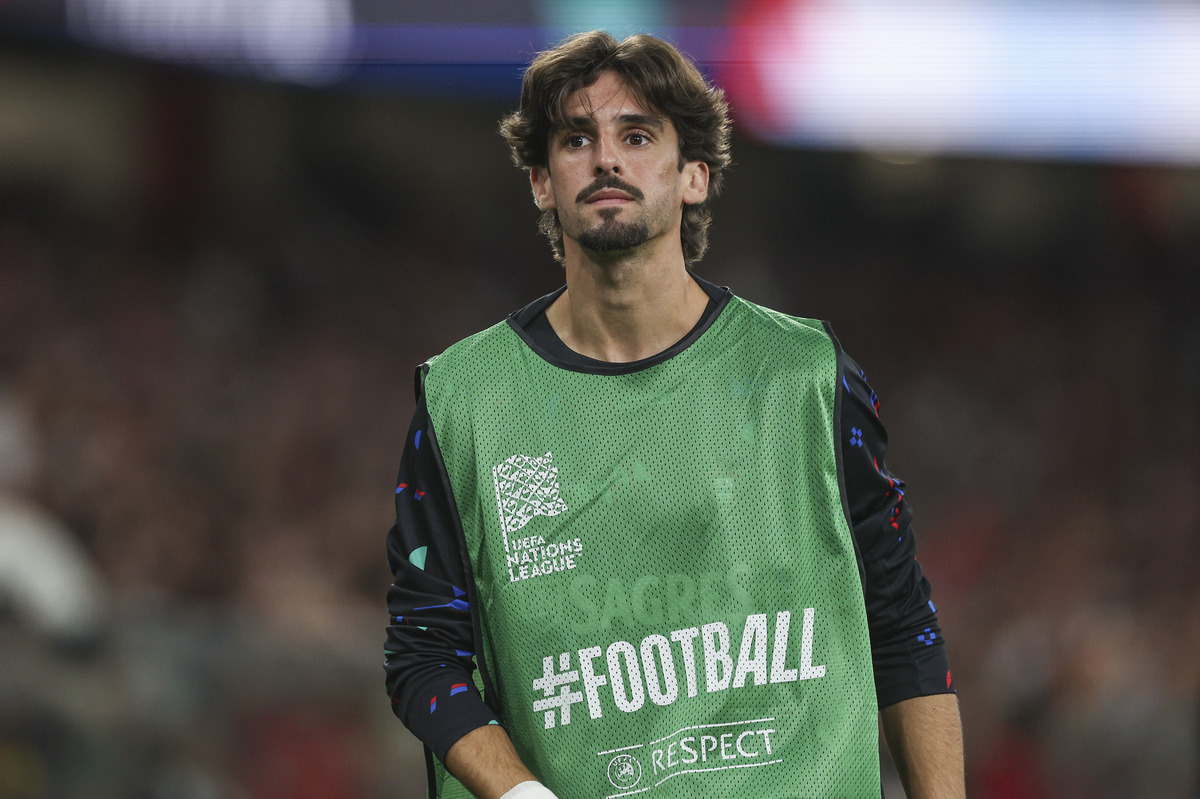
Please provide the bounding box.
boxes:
[840,353,954,701]
[445,725,541,799]
[385,386,556,799]
[838,352,964,795]
[881,694,965,799]
[384,389,504,768]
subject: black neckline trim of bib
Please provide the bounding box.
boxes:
[505,273,733,375]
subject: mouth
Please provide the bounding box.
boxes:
[576,177,644,206]
[585,189,635,205]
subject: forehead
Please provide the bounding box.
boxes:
[559,71,661,125]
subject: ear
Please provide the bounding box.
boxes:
[530,165,556,211]
[681,160,709,206]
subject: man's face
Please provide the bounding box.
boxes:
[530,71,709,260]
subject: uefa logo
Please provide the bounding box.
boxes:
[607,753,642,790]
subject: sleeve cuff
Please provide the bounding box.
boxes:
[428,701,504,764]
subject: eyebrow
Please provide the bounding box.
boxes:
[562,113,666,131]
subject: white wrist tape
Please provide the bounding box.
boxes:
[498,781,559,799]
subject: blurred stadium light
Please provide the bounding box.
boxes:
[1,0,1198,162]
[538,0,670,40]
[721,0,1200,164]
[63,0,358,84]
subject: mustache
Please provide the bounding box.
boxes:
[575,175,645,204]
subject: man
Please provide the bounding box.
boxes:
[385,31,964,799]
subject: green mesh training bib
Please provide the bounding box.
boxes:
[423,295,879,798]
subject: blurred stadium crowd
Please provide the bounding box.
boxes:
[0,43,1198,799]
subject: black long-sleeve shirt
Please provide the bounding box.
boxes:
[384,277,953,764]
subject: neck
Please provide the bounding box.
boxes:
[546,243,708,363]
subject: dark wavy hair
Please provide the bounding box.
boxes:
[499,31,733,265]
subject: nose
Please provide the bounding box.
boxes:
[594,135,622,176]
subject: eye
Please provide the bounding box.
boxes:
[626,131,651,146]
[565,132,590,149]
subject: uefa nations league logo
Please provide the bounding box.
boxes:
[492,451,568,535]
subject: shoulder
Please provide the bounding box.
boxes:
[416,320,527,417]
[722,295,842,366]
[728,295,827,333]
[423,319,523,382]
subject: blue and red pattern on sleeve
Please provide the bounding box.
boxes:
[839,353,954,705]
[384,390,500,762]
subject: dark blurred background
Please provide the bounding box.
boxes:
[0,1,1197,797]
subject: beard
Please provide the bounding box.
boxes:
[576,210,651,253]
[570,175,651,254]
